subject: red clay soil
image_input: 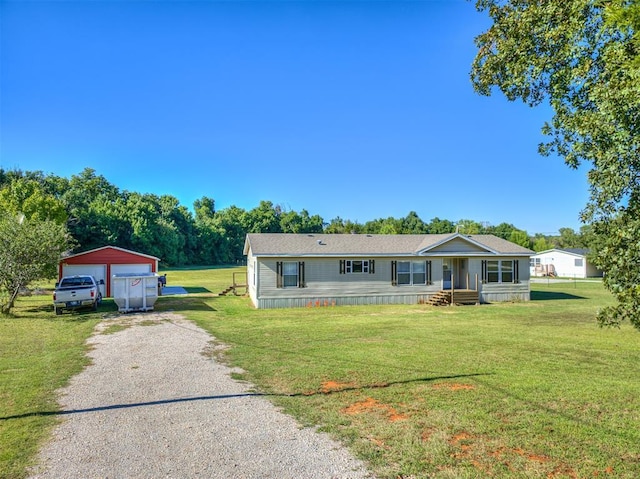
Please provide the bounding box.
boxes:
[445,431,612,478]
[342,397,408,422]
[320,380,354,394]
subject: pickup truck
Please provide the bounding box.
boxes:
[53,275,104,315]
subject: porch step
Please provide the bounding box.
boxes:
[426,290,452,306]
[426,290,479,306]
[219,284,249,296]
[219,286,234,296]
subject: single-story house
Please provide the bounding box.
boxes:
[58,246,160,298]
[244,233,533,309]
[529,248,603,278]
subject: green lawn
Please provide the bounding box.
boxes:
[2,269,639,478]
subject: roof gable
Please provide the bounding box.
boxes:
[417,234,495,255]
[532,248,590,258]
[62,245,160,262]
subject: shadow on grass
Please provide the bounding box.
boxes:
[531,291,586,301]
[156,296,216,312]
[0,373,487,421]
[184,287,211,294]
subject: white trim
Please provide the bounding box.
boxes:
[62,245,160,261]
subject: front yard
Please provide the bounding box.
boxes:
[2,269,639,478]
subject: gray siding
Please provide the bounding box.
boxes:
[250,256,530,308]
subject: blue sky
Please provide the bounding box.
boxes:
[1,0,589,234]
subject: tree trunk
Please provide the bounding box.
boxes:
[3,286,21,315]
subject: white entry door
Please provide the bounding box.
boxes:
[443,259,452,289]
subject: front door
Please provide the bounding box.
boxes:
[443,259,452,289]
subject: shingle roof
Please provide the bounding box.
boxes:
[244,233,533,257]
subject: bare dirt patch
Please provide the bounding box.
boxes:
[342,397,407,422]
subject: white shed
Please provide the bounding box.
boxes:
[529,249,602,278]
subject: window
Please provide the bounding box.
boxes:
[501,260,513,283]
[397,261,427,285]
[346,260,369,274]
[412,261,426,285]
[283,262,298,287]
[276,261,305,288]
[487,260,499,283]
[483,260,518,283]
[529,257,541,267]
[575,258,583,267]
[397,261,411,285]
[340,259,374,274]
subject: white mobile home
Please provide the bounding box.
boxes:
[244,233,533,309]
[529,248,602,278]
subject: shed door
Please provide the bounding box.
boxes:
[61,264,107,298]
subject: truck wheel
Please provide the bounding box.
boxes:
[55,307,62,316]
[92,300,98,312]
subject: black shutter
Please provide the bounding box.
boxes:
[298,261,305,288]
[370,259,375,274]
[391,261,397,286]
[481,260,487,284]
[514,259,519,283]
[426,260,432,285]
[339,259,345,275]
[276,261,283,288]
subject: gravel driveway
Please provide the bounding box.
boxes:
[29,313,373,479]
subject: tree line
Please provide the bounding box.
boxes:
[1,167,593,268]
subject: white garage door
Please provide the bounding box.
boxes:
[110,264,152,298]
[61,264,107,298]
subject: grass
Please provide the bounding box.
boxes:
[0,288,105,479]
[2,268,640,478]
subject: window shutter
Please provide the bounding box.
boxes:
[391,261,397,286]
[339,260,345,275]
[370,259,375,274]
[426,260,432,285]
[514,259,519,283]
[298,261,305,288]
[276,261,283,288]
[481,260,487,284]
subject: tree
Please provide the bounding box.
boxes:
[456,219,483,235]
[0,177,67,223]
[472,0,640,328]
[426,217,455,234]
[0,214,72,314]
[532,234,552,252]
[400,211,429,234]
[509,230,532,249]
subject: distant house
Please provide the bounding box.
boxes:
[244,233,533,309]
[529,248,603,278]
[58,246,160,298]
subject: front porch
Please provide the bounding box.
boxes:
[428,265,480,305]
[426,289,479,306]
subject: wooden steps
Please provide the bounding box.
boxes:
[427,290,479,306]
[219,284,248,296]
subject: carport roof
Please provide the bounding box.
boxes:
[62,245,160,261]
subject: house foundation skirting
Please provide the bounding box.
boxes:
[253,290,529,309]
[254,294,428,309]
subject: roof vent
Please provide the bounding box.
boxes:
[317,239,325,245]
